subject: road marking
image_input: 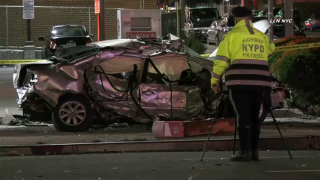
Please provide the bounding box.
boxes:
[183,156,320,161]
[0,81,12,84]
[266,170,320,173]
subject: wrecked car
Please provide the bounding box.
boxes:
[13,35,283,132]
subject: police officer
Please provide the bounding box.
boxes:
[211,6,275,162]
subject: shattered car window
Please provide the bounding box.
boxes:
[97,56,142,75]
[148,54,190,82]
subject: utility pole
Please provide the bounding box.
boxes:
[23,0,35,59]
[284,0,294,37]
[268,0,274,41]
[222,0,224,16]
[176,2,180,37]
[99,0,106,40]
[180,0,186,38]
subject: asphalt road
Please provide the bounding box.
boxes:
[305,30,320,37]
[0,151,319,180]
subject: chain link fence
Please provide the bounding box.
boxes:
[0,6,120,48]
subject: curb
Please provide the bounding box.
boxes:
[0,136,318,156]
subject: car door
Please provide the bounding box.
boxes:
[138,53,203,119]
[85,55,143,117]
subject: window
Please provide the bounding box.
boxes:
[147,55,190,84]
[131,17,152,31]
[52,26,88,37]
[190,8,219,21]
[97,56,142,80]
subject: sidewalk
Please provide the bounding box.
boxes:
[0,122,318,146]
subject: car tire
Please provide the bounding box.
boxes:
[52,95,93,132]
[184,30,190,38]
[259,101,269,124]
[207,38,213,45]
[215,35,220,46]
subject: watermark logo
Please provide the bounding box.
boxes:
[270,18,293,24]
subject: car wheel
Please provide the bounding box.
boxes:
[52,96,92,132]
[207,38,212,45]
[184,30,190,38]
[259,102,269,124]
[215,35,220,46]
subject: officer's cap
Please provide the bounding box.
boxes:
[232,6,252,17]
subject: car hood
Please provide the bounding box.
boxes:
[209,19,271,58]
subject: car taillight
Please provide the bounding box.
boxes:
[50,40,57,49]
[87,39,92,44]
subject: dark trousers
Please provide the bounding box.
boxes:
[228,89,265,152]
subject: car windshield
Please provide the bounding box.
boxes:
[190,8,219,20]
[52,26,88,37]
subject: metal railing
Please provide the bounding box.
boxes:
[0,5,123,48]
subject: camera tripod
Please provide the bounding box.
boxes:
[200,92,293,161]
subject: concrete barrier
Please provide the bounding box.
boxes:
[0,45,43,65]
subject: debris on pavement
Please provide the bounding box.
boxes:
[0,108,50,126]
[1,108,15,125]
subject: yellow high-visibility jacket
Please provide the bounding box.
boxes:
[211,19,276,91]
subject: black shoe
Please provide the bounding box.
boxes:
[233,126,252,162]
[251,150,259,161]
[230,152,252,162]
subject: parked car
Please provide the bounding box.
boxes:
[304,14,320,31]
[13,35,283,132]
[184,7,222,41]
[207,16,306,46]
[38,25,93,59]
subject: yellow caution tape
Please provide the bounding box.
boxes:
[201,54,211,57]
[275,43,320,52]
[0,59,46,64]
[200,43,320,58]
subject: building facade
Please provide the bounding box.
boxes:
[0,0,157,46]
